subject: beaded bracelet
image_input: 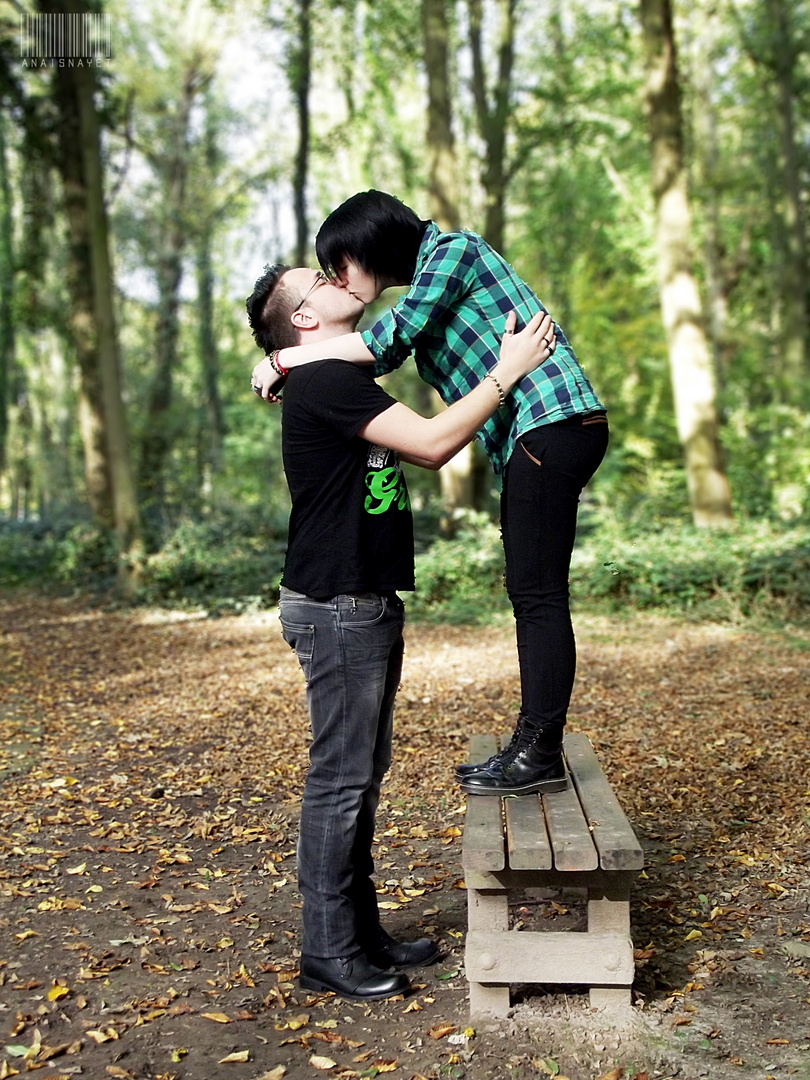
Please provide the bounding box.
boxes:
[484,372,506,407]
[268,350,289,378]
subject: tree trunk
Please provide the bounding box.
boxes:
[290,0,311,266]
[765,0,807,394]
[51,47,114,528]
[690,1,730,391]
[468,0,515,252]
[422,0,459,233]
[196,235,224,490]
[423,0,475,524]
[640,0,733,526]
[138,71,199,532]
[74,57,143,586]
[0,112,14,476]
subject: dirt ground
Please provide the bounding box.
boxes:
[1,594,809,1080]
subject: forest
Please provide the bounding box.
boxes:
[0,0,808,617]
[1,6,809,1079]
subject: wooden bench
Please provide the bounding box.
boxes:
[461,732,643,1020]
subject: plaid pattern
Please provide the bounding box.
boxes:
[362,222,604,478]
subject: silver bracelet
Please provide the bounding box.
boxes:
[484,372,506,407]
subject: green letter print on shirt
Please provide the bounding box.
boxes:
[364,444,411,516]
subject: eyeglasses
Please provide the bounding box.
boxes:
[293,270,328,312]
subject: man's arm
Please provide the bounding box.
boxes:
[358,310,555,470]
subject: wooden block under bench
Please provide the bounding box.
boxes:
[461,732,643,1020]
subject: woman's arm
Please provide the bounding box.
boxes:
[252,333,374,401]
[281,332,374,368]
[361,231,474,375]
[358,310,554,470]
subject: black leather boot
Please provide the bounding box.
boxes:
[454,712,526,780]
[459,721,568,796]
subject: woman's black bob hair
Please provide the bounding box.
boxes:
[315,190,430,286]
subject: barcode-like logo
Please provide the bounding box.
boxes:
[20,13,112,60]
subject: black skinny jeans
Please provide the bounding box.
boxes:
[500,414,609,731]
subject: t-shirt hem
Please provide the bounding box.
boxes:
[280,579,415,599]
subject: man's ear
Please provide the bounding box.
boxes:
[291,309,318,332]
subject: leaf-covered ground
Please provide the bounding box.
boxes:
[1,594,809,1080]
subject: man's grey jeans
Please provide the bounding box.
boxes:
[279,587,405,958]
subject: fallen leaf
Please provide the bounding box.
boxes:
[47,982,70,1003]
[86,1028,118,1044]
[286,1014,310,1031]
[257,1069,286,1080]
[219,1050,250,1063]
[309,1056,336,1070]
[427,1024,456,1040]
[201,1012,232,1024]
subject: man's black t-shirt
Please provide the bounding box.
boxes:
[281,360,415,598]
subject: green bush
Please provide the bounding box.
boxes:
[52,524,119,585]
[140,513,287,609]
[0,521,59,587]
[409,514,810,623]
[3,508,808,625]
[572,520,810,616]
[0,511,288,610]
[410,511,509,623]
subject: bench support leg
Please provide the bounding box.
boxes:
[466,889,510,1020]
[588,879,632,1013]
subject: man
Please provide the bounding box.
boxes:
[246,264,554,1002]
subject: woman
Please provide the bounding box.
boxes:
[252,190,608,797]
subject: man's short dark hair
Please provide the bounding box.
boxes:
[315,190,429,287]
[246,263,299,352]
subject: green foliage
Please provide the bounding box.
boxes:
[572,519,810,618]
[139,512,287,610]
[0,521,58,588]
[409,513,810,624]
[0,511,288,610]
[409,510,509,624]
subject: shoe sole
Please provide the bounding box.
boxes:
[299,974,408,1002]
[459,775,569,797]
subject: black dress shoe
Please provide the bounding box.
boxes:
[299,952,410,1001]
[364,930,440,970]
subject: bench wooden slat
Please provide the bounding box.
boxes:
[504,794,552,870]
[542,765,599,871]
[462,796,505,872]
[465,929,634,985]
[564,733,644,871]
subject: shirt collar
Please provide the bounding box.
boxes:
[415,221,440,275]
